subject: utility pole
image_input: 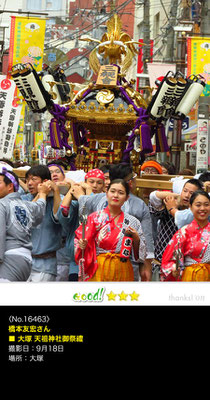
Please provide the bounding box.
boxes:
[164,0,179,63]
[169,0,190,171]
[143,0,150,78]
[196,0,210,173]
[161,0,179,164]
[0,26,6,73]
[200,0,210,35]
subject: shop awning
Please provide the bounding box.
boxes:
[181,124,197,140]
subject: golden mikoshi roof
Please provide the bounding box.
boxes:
[66,79,150,139]
[66,14,150,138]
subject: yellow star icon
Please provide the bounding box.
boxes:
[118,291,128,301]
[129,291,140,301]
[106,291,117,301]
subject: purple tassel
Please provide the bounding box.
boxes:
[60,125,72,150]
[72,123,80,147]
[155,124,169,152]
[68,161,77,171]
[122,130,136,162]
[49,118,63,149]
[122,110,152,161]
[50,103,72,150]
[139,122,153,154]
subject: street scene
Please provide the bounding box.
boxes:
[0,0,210,283]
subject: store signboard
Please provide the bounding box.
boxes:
[0,76,22,159]
[184,142,196,152]
[196,118,209,173]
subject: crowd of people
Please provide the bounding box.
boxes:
[0,156,210,282]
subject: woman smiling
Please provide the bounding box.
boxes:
[161,190,210,281]
[74,179,146,281]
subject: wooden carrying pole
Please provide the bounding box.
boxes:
[13,169,193,192]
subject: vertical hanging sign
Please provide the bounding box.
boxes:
[8,16,46,73]
[7,16,46,156]
[0,76,17,158]
[187,36,210,97]
[196,118,209,174]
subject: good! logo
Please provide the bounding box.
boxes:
[73,287,105,302]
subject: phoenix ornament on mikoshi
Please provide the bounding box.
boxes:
[80,13,143,74]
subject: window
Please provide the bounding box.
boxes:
[46,1,52,9]
[27,0,42,10]
[153,12,160,41]
[47,0,62,11]
[137,21,143,39]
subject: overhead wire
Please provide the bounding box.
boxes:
[44,0,135,49]
[44,0,141,74]
[44,0,186,72]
